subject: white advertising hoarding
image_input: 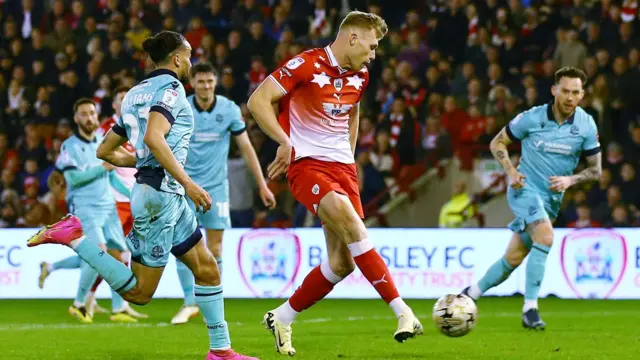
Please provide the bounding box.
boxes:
[1,227,639,299]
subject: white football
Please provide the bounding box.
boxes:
[432,294,477,337]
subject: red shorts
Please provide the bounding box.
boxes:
[116,201,133,236]
[287,158,364,218]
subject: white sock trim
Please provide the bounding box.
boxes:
[347,238,374,257]
[210,346,232,351]
[523,299,538,313]
[389,297,412,318]
[320,262,343,284]
[467,284,482,300]
[275,300,299,325]
[69,235,87,249]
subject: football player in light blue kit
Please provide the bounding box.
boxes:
[53,98,134,323]
[171,61,276,325]
[461,67,602,329]
[27,31,257,360]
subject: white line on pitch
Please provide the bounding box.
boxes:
[0,311,631,332]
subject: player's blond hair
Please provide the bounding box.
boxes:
[339,11,388,39]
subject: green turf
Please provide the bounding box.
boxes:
[0,297,638,359]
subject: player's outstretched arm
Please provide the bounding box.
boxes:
[490,127,525,189]
[97,129,137,168]
[349,103,360,154]
[144,111,211,211]
[247,79,289,146]
[235,131,277,209]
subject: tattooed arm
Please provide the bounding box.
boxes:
[491,127,526,189]
[571,152,602,185]
[549,152,602,192]
[490,127,516,173]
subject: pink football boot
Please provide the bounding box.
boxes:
[27,214,84,248]
[205,350,259,360]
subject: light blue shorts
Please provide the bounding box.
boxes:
[74,206,127,252]
[187,182,231,230]
[128,183,202,267]
[506,186,560,249]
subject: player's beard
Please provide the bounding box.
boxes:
[78,122,97,136]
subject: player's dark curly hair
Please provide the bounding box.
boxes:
[190,61,218,78]
[554,67,587,85]
[73,98,96,113]
[142,31,186,64]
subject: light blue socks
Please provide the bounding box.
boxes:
[52,255,81,270]
[177,256,224,307]
[111,289,126,312]
[74,260,98,305]
[73,238,137,294]
[477,257,515,294]
[525,243,551,301]
[195,284,230,350]
[176,259,196,306]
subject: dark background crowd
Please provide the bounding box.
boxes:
[0,0,639,229]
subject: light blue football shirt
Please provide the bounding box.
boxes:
[56,133,114,210]
[506,101,601,201]
[184,94,246,190]
[114,69,194,195]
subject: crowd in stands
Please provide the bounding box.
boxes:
[1,0,639,229]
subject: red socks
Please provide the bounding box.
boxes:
[349,240,400,304]
[286,239,400,315]
[288,265,337,312]
[352,249,400,304]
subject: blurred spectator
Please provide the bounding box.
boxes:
[439,181,475,228]
[553,28,587,69]
[368,130,396,190]
[618,163,640,206]
[1,0,640,228]
[568,203,601,228]
[608,204,632,228]
[593,185,622,224]
[381,96,419,166]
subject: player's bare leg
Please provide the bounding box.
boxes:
[265,225,354,355]
[522,219,554,330]
[463,232,529,300]
[172,229,222,325]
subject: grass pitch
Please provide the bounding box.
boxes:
[1,297,638,359]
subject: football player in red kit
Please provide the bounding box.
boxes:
[248,10,423,356]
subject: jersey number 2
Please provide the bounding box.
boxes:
[122,107,150,159]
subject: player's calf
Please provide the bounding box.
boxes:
[464,232,529,300]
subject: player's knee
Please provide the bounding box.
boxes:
[533,233,554,247]
[504,250,526,267]
[329,256,355,278]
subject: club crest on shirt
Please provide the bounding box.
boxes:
[333,78,343,92]
[570,125,579,136]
